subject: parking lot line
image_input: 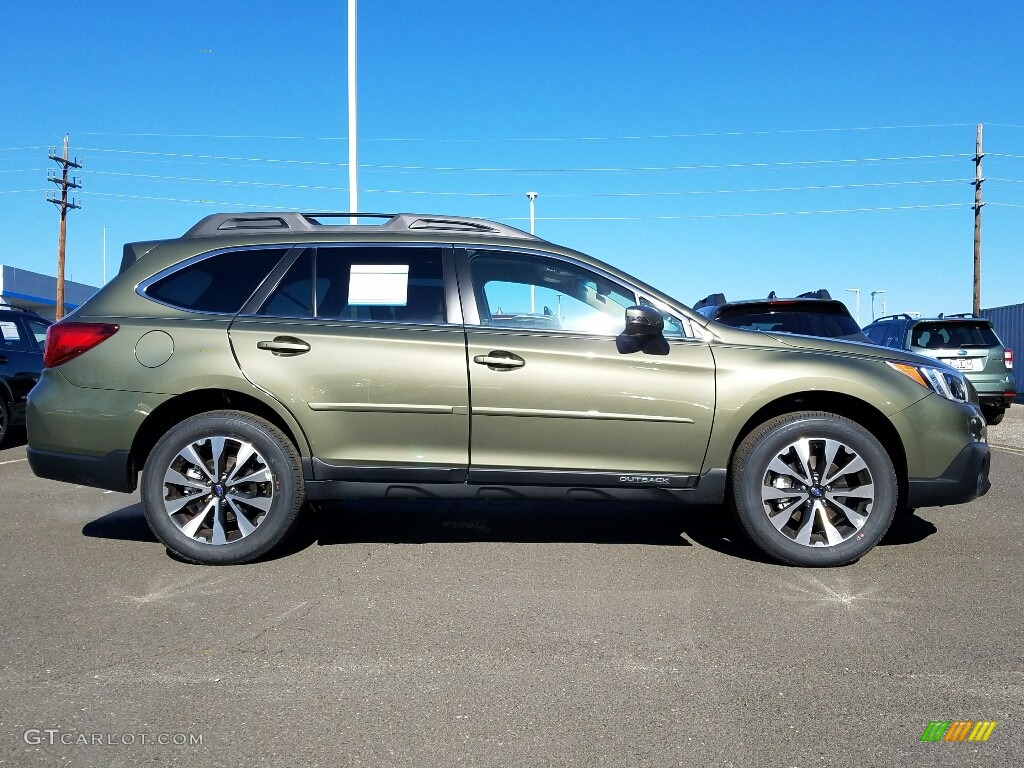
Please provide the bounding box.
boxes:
[0,458,27,466]
[990,444,1024,456]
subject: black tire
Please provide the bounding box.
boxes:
[981,406,1005,426]
[141,410,305,565]
[0,397,8,446]
[730,411,897,567]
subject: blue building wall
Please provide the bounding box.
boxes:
[0,264,98,321]
[982,302,1024,403]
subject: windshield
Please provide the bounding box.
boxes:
[714,303,868,342]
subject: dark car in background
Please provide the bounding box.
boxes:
[863,313,1016,424]
[693,289,870,343]
[0,306,51,444]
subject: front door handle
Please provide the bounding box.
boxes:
[0,355,7,364]
[473,351,525,369]
[256,336,311,356]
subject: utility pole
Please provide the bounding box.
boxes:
[972,123,984,315]
[47,134,82,320]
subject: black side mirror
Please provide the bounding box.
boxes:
[624,305,664,337]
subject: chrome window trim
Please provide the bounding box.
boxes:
[136,244,295,316]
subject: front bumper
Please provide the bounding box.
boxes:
[906,442,991,508]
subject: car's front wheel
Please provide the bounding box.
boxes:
[730,411,897,567]
[141,410,305,565]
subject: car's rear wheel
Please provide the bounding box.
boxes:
[0,397,9,446]
[141,410,305,565]
[730,411,897,567]
[981,405,1005,426]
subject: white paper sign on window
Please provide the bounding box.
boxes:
[348,264,409,306]
[0,321,21,342]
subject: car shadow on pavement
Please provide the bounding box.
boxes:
[880,511,938,546]
[0,426,27,450]
[81,498,937,566]
[304,499,781,564]
[82,502,157,543]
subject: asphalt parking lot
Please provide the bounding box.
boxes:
[0,410,1021,768]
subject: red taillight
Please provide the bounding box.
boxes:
[43,322,120,368]
[1006,348,1014,370]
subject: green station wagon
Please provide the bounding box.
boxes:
[27,212,991,567]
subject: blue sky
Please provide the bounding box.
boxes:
[2,0,1023,319]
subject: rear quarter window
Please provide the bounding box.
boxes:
[145,247,288,314]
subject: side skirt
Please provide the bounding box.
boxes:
[304,468,727,505]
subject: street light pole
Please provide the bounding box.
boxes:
[870,290,886,320]
[347,0,358,223]
[845,288,861,325]
[527,192,537,313]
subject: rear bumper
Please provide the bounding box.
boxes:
[906,442,990,508]
[27,447,136,493]
[978,392,1015,408]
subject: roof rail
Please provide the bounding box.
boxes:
[181,212,539,240]
[939,312,981,319]
[796,288,833,300]
[871,313,915,322]
[693,293,727,311]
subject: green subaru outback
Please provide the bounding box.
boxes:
[27,213,991,567]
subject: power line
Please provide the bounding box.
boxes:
[84,170,972,198]
[80,191,298,209]
[78,191,968,219]
[75,122,976,143]
[77,147,975,174]
[503,203,969,221]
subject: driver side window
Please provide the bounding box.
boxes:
[467,250,635,335]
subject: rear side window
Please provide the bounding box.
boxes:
[911,322,1001,349]
[258,246,447,324]
[145,247,288,314]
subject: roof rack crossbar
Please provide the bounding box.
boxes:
[182,212,539,240]
[872,313,915,322]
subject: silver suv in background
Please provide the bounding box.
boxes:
[863,313,1016,425]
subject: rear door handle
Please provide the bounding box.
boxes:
[473,351,525,369]
[0,355,7,364]
[256,336,311,356]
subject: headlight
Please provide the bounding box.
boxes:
[887,361,970,403]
